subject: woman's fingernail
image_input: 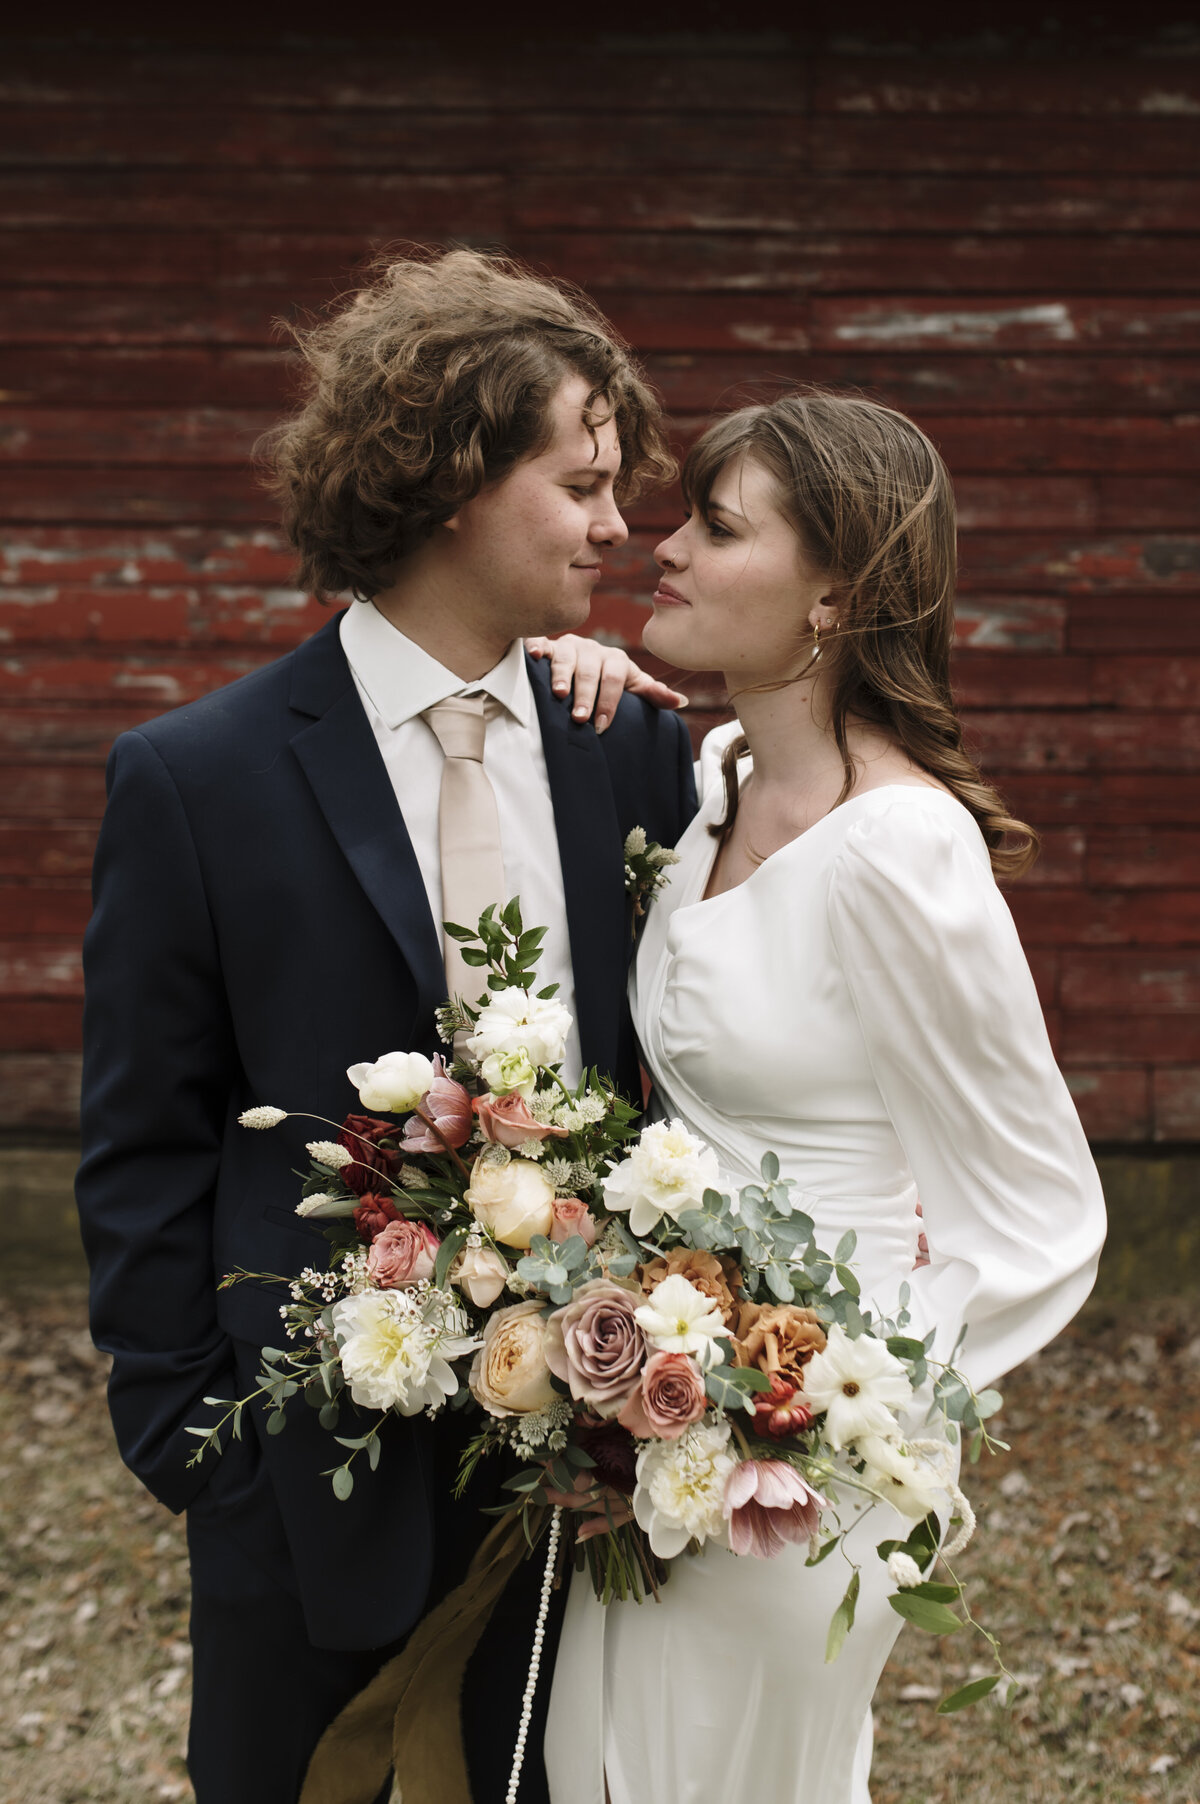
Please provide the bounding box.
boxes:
[596,713,608,733]
[554,681,569,694]
[573,704,587,718]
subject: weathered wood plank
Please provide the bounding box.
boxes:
[952,654,1093,709]
[0,767,107,818]
[0,587,326,644]
[0,998,82,1053]
[1009,888,1200,947]
[0,1050,82,1129]
[0,889,91,935]
[9,346,1200,413]
[1061,1068,1152,1142]
[8,229,1200,293]
[813,59,1200,116]
[0,938,83,996]
[815,116,1200,176]
[958,536,1200,594]
[1001,774,1200,826]
[1087,830,1200,889]
[0,826,97,880]
[808,297,1200,353]
[966,710,1200,773]
[0,654,275,707]
[1062,949,1200,1012]
[0,470,277,525]
[0,527,297,585]
[1153,1069,1200,1139]
[1091,656,1200,710]
[1060,1014,1200,1065]
[1068,596,1200,651]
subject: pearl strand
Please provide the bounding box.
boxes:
[505,1505,563,1804]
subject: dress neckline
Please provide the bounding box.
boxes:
[686,781,963,914]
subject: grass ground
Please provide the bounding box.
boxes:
[1,1287,1197,1803]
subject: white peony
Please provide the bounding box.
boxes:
[602,1120,722,1237]
[633,1421,737,1558]
[331,1289,477,1417]
[634,1273,732,1371]
[886,1549,924,1588]
[858,1435,947,1522]
[346,1051,435,1115]
[802,1324,913,1450]
[467,987,573,1072]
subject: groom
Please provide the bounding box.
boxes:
[75,248,696,1803]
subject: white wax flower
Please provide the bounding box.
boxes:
[239,1106,286,1130]
[467,987,573,1071]
[887,1550,924,1588]
[346,1051,435,1115]
[802,1324,912,1450]
[634,1273,732,1370]
[601,1120,721,1237]
[858,1435,947,1522]
[633,1421,737,1559]
[306,1140,353,1170]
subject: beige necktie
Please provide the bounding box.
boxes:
[422,693,507,1012]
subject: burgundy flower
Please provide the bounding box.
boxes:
[576,1421,638,1496]
[339,1115,403,1196]
[353,1192,403,1244]
[753,1373,814,1442]
[400,1058,473,1155]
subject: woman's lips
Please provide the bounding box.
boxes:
[653,579,691,606]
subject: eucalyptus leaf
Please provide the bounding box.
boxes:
[889,1594,963,1635]
[834,1264,861,1298]
[434,1224,470,1291]
[937,1675,1000,1714]
[266,1409,287,1436]
[834,1229,857,1264]
[760,1151,780,1182]
[331,1466,354,1501]
[825,1569,860,1664]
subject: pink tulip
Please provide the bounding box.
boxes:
[723,1460,825,1559]
[400,1057,473,1153]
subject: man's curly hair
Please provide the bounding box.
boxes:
[262,247,675,601]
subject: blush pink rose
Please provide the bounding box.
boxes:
[473,1092,569,1150]
[549,1198,597,1247]
[618,1351,707,1441]
[400,1057,473,1154]
[722,1459,825,1559]
[544,1278,646,1417]
[366,1219,441,1289]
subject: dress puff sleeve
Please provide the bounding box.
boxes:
[827,794,1106,1395]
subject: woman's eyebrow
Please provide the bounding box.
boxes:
[708,498,749,523]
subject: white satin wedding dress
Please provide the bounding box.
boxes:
[544,723,1106,1804]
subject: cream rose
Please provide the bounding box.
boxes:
[465,1157,556,1249]
[345,1050,436,1115]
[469,1301,558,1417]
[450,1243,511,1309]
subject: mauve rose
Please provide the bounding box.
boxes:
[549,1198,597,1247]
[618,1351,707,1441]
[544,1278,646,1418]
[473,1092,569,1150]
[723,1459,825,1559]
[576,1420,638,1495]
[401,1058,473,1154]
[339,1115,404,1196]
[353,1193,403,1244]
[366,1219,440,1288]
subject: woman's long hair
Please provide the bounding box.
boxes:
[689,390,1037,881]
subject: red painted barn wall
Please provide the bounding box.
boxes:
[1,30,1198,1140]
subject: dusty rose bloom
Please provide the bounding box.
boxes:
[549,1198,597,1247]
[723,1459,825,1558]
[618,1351,707,1441]
[366,1219,440,1288]
[544,1278,647,1417]
[473,1092,569,1149]
[400,1057,473,1154]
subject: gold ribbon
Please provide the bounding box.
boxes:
[299,1512,529,1804]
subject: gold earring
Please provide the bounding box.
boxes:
[812,621,822,648]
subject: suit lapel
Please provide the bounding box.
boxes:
[528,657,628,1080]
[289,615,447,1032]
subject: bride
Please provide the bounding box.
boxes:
[537,389,1106,1803]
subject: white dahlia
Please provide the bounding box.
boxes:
[633,1420,737,1559]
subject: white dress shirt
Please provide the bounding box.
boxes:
[339,601,582,1082]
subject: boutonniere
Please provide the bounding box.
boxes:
[624,826,680,933]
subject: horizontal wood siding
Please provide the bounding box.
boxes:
[1,27,1197,1139]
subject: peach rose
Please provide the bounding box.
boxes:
[733,1303,826,1386]
[549,1198,597,1247]
[450,1243,511,1309]
[618,1351,707,1441]
[473,1092,570,1150]
[366,1219,440,1288]
[640,1247,743,1327]
[469,1301,557,1417]
[465,1156,556,1248]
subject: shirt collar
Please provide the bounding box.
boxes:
[339,601,532,730]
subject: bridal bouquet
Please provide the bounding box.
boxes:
[193,898,1008,1712]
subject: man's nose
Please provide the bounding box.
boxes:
[591,502,629,548]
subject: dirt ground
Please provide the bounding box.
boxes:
[1,1287,1197,1804]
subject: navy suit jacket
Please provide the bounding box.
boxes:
[75,612,696,1647]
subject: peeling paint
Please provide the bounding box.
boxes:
[113,672,183,700]
[729,322,811,351]
[835,304,1076,345]
[1139,92,1200,114]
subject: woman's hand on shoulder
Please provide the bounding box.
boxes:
[525,633,687,734]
